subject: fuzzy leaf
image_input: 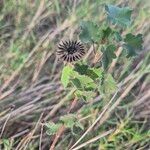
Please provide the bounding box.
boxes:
[79,21,101,43]
[86,69,101,80]
[75,90,96,101]
[101,27,113,42]
[105,5,132,27]
[74,64,103,80]
[60,114,76,128]
[71,78,82,89]
[88,68,103,78]
[102,44,117,70]
[123,33,143,57]
[114,31,122,41]
[105,74,117,93]
[99,74,117,95]
[74,64,88,75]
[78,75,97,91]
[76,74,94,85]
[82,91,96,101]
[61,65,73,88]
[101,27,122,43]
[45,122,62,135]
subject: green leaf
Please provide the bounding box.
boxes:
[74,64,88,75]
[2,139,12,150]
[60,114,76,129]
[76,75,97,91]
[86,69,101,80]
[45,122,62,135]
[88,68,103,78]
[79,21,101,43]
[114,31,122,42]
[100,71,105,85]
[61,65,73,88]
[74,64,103,80]
[102,44,117,70]
[75,90,96,101]
[71,78,82,89]
[102,27,112,38]
[75,74,94,85]
[71,66,98,91]
[101,26,122,43]
[105,74,117,93]
[105,5,132,27]
[123,33,143,57]
[74,90,83,98]
[99,73,117,95]
[82,91,96,101]
[124,33,143,50]
[2,139,10,147]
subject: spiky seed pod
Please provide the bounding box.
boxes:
[57,40,85,62]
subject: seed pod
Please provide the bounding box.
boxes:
[57,40,85,62]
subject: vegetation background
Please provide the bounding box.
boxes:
[0,0,150,150]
